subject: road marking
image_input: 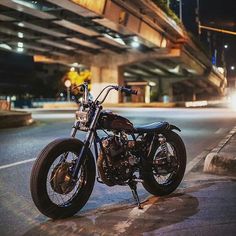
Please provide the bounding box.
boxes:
[113,197,157,234]
[0,158,36,170]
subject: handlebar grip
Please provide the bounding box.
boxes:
[131,89,138,95]
[120,87,138,95]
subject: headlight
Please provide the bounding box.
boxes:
[75,111,89,123]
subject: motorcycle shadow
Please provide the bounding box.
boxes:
[23,190,200,236]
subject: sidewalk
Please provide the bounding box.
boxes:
[0,110,33,129]
[204,126,236,176]
[23,159,236,236]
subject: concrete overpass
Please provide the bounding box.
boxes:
[0,0,227,103]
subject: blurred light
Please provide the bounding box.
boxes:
[149,82,156,86]
[224,44,228,49]
[217,67,224,74]
[230,66,235,70]
[16,47,24,52]
[64,80,71,88]
[124,72,132,77]
[131,36,140,48]
[28,118,34,124]
[0,43,12,51]
[185,101,208,108]
[17,42,24,48]
[60,93,64,97]
[72,62,79,67]
[103,34,126,46]
[17,32,24,38]
[11,96,16,101]
[131,41,140,48]
[70,67,75,72]
[18,22,24,27]
[228,92,236,110]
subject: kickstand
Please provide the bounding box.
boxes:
[128,181,143,209]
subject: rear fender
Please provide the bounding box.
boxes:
[169,124,181,132]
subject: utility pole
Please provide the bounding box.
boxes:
[178,0,182,22]
[167,0,170,8]
[196,0,201,35]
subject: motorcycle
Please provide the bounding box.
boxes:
[30,82,186,219]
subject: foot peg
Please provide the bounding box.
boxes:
[128,181,143,209]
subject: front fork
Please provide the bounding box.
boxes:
[70,106,102,179]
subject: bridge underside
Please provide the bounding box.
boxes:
[0,0,226,103]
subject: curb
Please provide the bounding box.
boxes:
[203,126,236,176]
[0,111,33,129]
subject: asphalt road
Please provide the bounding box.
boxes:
[0,107,236,235]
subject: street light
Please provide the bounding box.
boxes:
[64,80,71,102]
[224,44,228,49]
[131,36,140,48]
[231,66,235,71]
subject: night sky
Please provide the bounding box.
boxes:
[172,0,236,80]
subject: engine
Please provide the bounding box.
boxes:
[97,133,139,186]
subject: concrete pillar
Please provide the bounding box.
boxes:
[90,66,123,103]
[192,90,196,101]
[160,79,173,102]
[145,85,151,103]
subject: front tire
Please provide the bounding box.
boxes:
[142,131,186,196]
[30,138,95,219]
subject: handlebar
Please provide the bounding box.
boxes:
[119,86,138,95]
[72,83,138,105]
[94,85,138,105]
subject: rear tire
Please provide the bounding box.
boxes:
[30,138,95,219]
[142,131,186,196]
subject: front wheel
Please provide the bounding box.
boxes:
[30,138,95,219]
[141,131,186,196]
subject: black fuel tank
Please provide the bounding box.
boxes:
[97,111,134,132]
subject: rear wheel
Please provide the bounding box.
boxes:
[30,138,95,219]
[141,131,186,196]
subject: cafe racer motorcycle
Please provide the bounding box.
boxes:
[30,82,186,219]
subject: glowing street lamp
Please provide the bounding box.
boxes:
[64,80,71,102]
[131,36,140,48]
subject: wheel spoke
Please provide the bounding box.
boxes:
[153,141,179,185]
[46,151,86,206]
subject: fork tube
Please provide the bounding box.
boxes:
[71,121,79,137]
[93,132,99,161]
[72,106,102,179]
[83,83,89,105]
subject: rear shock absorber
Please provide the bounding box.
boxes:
[158,134,167,153]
